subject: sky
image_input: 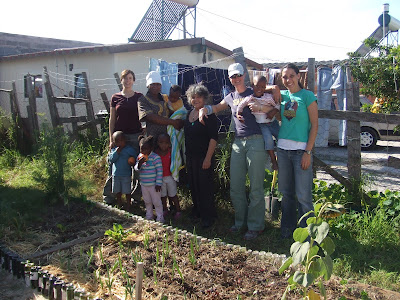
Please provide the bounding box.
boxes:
[2,0,400,64]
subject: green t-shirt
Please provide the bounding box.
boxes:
[278,89,317,143]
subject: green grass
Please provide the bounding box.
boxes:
[1,128,400,292]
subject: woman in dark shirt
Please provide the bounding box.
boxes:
[184,84,218,228]
[104,69,143,205]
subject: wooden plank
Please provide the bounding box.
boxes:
[307,58,315,92]
[100,92,110,113]
[313,156,352,190]
[346,82,361,182]
[43,66,60,128]
[26,75,39,137]
[25,232,104,260]
[81,72,98,139]
[11,82,25,151]
[59,116,88,123]
[318,109,400,124]
[77,119,102,131]
[114,72,123,91]
[54,97,89,103]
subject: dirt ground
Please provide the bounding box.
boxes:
[2,201,400,299]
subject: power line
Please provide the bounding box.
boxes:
[197,7,351,50]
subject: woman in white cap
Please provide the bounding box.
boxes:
[138,71,183,139]
[199,63,280,240]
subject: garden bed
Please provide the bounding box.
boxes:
[2,200,400,299]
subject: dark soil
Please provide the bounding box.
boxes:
[2,200,400,299]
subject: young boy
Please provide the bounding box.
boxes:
[237,75,280,170]
[108,131,137,210]
[163,85,184,112]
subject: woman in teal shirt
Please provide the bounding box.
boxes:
[277,63,318,239]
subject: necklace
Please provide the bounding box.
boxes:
[122,90,134,99]
[189,109,199,125]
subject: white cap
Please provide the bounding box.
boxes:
[228,63,244,78]
[146,71,162,86]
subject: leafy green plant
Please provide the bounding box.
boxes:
[279,202,336,299]
[214,131,233,196]
[349,42,400,113]
[34,125,70,204]
[105,223,131,244]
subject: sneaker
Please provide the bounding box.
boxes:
[244,230,263,241]
[174,212,182,220]
[229,225,240,233]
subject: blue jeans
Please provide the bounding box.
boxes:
[230,135,267,231]
[277,148,314,237]
[259,120,280,150]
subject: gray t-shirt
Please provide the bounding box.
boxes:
[223,88,262,138]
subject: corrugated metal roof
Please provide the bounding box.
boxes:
[263,60,345,69]
[0,37,263,70]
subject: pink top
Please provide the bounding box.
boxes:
[237,93,279,123]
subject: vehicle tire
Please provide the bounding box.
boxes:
[360,127,378,150]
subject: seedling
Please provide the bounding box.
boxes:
[189,238,197,266]
[279,202,336,299]
[143,229,150,249]
[174,228,179,245]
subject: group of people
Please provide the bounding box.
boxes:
[104,61,318,240]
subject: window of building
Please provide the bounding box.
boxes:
[74,74,87,98]
[24,75,43,98]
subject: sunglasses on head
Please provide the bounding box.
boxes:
[230,74,243,79]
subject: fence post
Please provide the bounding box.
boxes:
[43,66,60,128]
[81,72,98,139]
[346,81,362,207]
[10,81,25,151]
[307,58,315,93]
[26,75,40,138]
[114,73,123,91]
[100,92,110,113]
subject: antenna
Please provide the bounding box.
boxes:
[129,0,199,42]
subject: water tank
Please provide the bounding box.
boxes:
[168,0,199,7]
[378,13,400,31]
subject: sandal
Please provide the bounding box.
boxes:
[244,230,263,241]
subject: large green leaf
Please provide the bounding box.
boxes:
[279,257,293,275]
[293,270,314,287]
[319,255,333,280]
[320,236,335,255]
[291,242,310,266]
[293,227,309,243]
[309,245,319,259]
[309,222,329,244]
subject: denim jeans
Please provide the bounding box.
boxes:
[259,119,280,150]
[230,135,267,231]
[277,148,314,237]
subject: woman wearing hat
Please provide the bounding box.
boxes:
[103,69,143,205]
[200,63,280,240]
[138,71,183,139]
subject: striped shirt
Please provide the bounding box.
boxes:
[135,152,163,186]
